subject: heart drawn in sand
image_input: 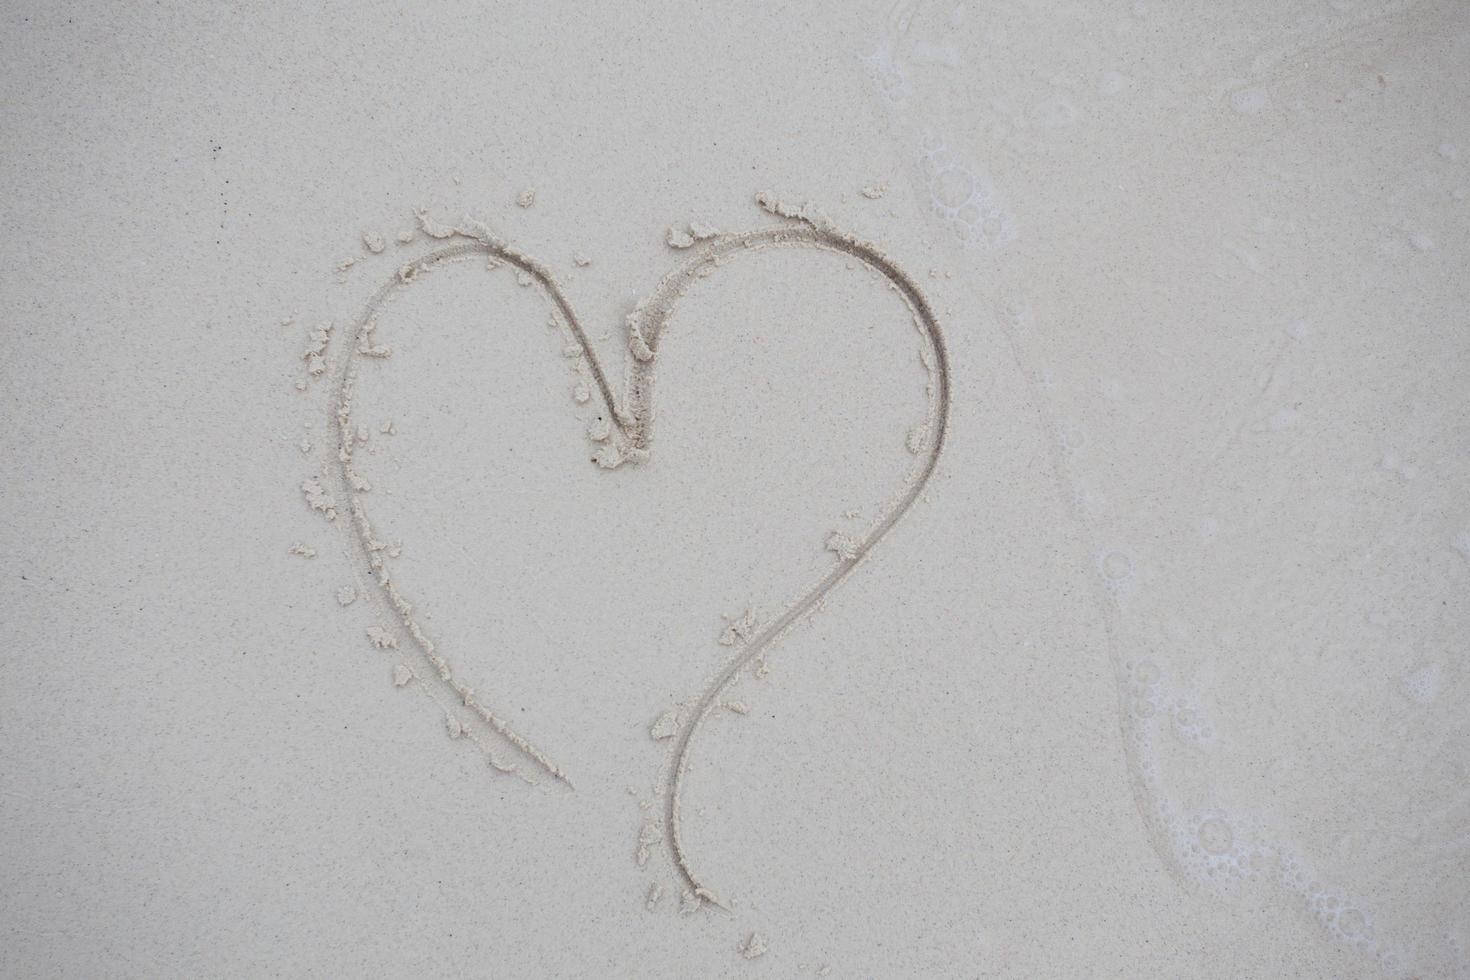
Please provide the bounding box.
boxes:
[320,193,950,906]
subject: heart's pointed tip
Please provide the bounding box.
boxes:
[589,439,651,470]
[695,888,732,913]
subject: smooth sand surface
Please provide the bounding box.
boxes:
[2,1,1467,976]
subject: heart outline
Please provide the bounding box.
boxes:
[327,195,950,903]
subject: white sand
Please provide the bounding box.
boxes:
[2,1,1467,976]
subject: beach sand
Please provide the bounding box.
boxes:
[2,1,1467,976]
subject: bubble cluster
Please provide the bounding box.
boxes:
[1122,660,1164,780]
[1166,809,1263,884]
[1120,652,1406,973]
[1169,698,1215,747]
[1307,883,1381,952]
[1196,816,1233,855]
[919,134,1013,246]
[1230,87,1268,115]
[1401,663,1442,705]
[1274,849,1403,967]
[863,44,911,104]
[1122,658,1227,857]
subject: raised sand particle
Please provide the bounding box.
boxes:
[302,321,332,378]
[719,609,756,646]
[366,626,397,650]
[301,476,337,520]
[650,709,678,740]
[825,531,860,561]
[414,208,456,240]
[738,933,768,959]
[635,822,662,867]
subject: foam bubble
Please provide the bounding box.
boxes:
[1098,70,1130,95]
[1231,87,1268,115]
[1057,421,1086,452]
[1029,96,1078,128]
[1131,660,1161,688]
[1337,907,1367,939]
[933,167,976,208]
[1197,816,1233,855]
[1402,663,1442,705]
[1100,550,1134,582]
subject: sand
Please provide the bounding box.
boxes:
[2,1,1467,977]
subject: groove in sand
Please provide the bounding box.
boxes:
[327,199,949,890]
[653,194,950,908]
[328,229,594,786]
